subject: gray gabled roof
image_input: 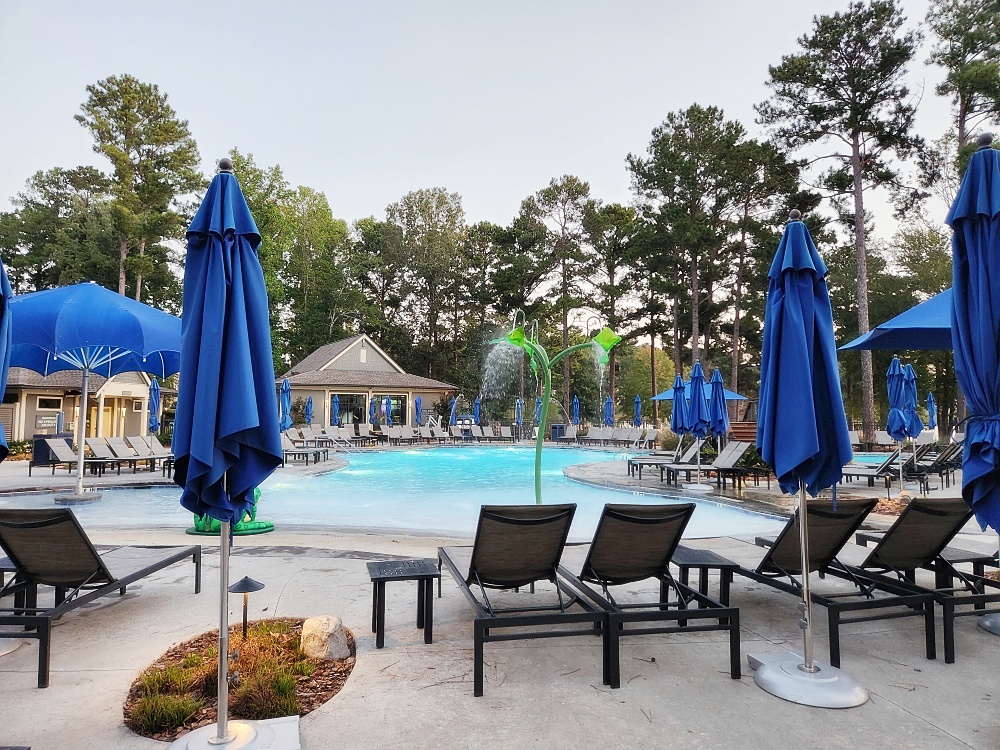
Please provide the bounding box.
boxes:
[285,335,363,376]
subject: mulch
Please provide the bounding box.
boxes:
[123,618,355,742]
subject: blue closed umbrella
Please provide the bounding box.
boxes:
[172,163,283,742]
[370,397,378,425]
[384,395,392,427]
[707,368,729,438]
[572,395,580,426]
[756,212,854,689]
[902,363,923,438]
[687,363,710,439]
[885,357,907,442]
[331,393,340,426]
[536,396,543,426]
[948,134,1000,532]
[148,377,161,434]
[414,395,422,426]
[515,397,523,426]
[603,395,613,427]
[304,396,313,426]
[473,396,481,425]
[279,378,293,431]
[670,374,690,437]
[449,396,457,426]
[633,394,642,427]
[927,392,937,430]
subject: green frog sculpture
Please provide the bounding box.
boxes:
[186,486,275,535]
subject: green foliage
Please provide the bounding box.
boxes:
[126,694,203,735]
[290,397,307,426]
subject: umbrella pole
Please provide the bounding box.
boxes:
[797,484,817,672]
[74,367,90,496]
[215,518,233,744]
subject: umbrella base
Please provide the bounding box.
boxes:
[0,637,24,657]
[977,613,1000,635]
[54,491,102,505]
[682,483,713,493]
[167,717,299,750]
[748,651,868,708]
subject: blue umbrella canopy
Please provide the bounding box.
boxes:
[536,396,543,425]
[331,393,340,426]
[304,396,313,426]
[948,135,1000,532]
[670,374,690,437]
[707,368,730,438]
[602,395,613,427]
[449,396,457,426]
[885,356,907,441]
[902,363,923,438]
[0,257,11,462]
[473,396,481,425]
[651,383,747,401]
[384,395,392,427]
[515,397,523,426]
[927,392,937,430]
[148,377,161,434]
[572,395,580,426]
[633,394,642,427]
[279,378,293,431]
[839,289,953,351]
[173,167,282,524]
[757,216,853,496]
[687,362,710,439]
[414,395,422,426]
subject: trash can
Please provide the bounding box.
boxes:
[32,433,72,467]
[551,423,566,441]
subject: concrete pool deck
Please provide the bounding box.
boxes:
[1,445,997,749]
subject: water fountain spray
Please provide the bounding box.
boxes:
[492,313,621,504]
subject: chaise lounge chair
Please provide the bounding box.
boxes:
[557,503,741,689]
[437,504,605,696]
[38,438,119,477]
[0,508,201,687]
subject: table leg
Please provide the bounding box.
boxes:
[371,582,377,633]
[375,581,386,649]
[424,579,434,644]
[417,580,425,629]
[720,571,733,606]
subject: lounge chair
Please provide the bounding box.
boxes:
[555,425,578,443]
[499,425,516,443]
[558,504,741,689]
[680,497,937,668]
[0,508,201,687]
[840,447,900,487]
[875,430,895,450]
[39,438,118,477]
[906,441,962,491]
[431,426,450,442]
[106,436,157,472]
[639,428,659,449]
[84,438,128,474]
[144,434,176,477]
[280,433,326,465]
[437,504,604,696]
[627,439,700,481]
[580,426,606,445]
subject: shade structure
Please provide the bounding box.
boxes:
[927,392,937,430]
[515,397,523,426]
[670,375,690,437]
[902,363,924,438]
[753,214,863,707]
[304,396,313,426]
[650,382,748,401]
[279,378,292,431]
[384,395,392,427]
[572,395,580,426]
[839,288,953,351]
[10,282,181,496]
[331,393,340,426]
[473,396,481,425]
[414,395,422,426]
[948,136,1000,533]
[687,363,710,439]
[171,165,283,747]
[602,395,613,427]
[449,396,457,426]
[633,395,642,427]
[885,356,907,442]
[148,377,161,434]
[707,368,730,438]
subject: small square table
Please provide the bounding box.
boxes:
[672,545,740,605]
[367,559,441,649]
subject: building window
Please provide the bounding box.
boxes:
[331,394,367,425]
[374,394,408,425]
[133,400,144,412]
[37,397,62,410]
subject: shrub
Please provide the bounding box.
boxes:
[126,694,203,734]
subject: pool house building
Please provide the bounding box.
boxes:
[280,334,454,427]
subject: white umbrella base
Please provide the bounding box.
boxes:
[167,716,299,750]
[977,613,1000,635]
[682,483,713,493]
[0,637,24,657]
[748,651,868,708]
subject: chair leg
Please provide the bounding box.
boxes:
[925,602,937,661]
[729,611,741,679]
[827,608,842,668]
[943,600,956,664]
[37,620,51,688]
[473,619,486,697]
[607,615,622,689]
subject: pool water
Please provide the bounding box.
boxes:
[0,446,783,540]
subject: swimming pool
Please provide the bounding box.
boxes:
[0,446,784,540]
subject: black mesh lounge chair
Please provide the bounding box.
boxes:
[906,441,963,492]
[0,508,201,687]
[437,504,604,696]
[828,497,1000,664]
[557,504,741,689]
[626,438,699,480]
[840,447,901,487]
[40,438,117,477]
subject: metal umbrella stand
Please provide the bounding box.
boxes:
[751,211,867,708]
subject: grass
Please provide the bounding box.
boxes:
[126,694,204,735]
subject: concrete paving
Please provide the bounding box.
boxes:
[0,447,998,750]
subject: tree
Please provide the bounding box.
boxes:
[756,0,924,441]
[75,74,203,300]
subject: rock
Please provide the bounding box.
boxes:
[301,616,350,660]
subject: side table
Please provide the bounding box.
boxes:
[672,545,740,605]
[367,559,441,649]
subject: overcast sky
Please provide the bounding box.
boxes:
[0,0,952,235]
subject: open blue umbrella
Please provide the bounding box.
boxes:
[651,383,748,402]
[927,392,937,430]
[147,377,161,434]
[885,356,907,442]
[331,393,340,426]
[902,363,923,438]
[707,368,729,439]
[473,396,481,425]
[304,396,313,426]
[687,363,710,439]
[948,133,1000,533]
[279,378,292,431]
[670,375,690,437]
[414,395,422,426]
[449,396,457,426]
[572,395,580,426]
[515,397,523,426]
[602,395,613,427]
[384,395,392,427]
[755,211,858,703]
[172,163,283,743]
[633,394,642,427]
[839,289,953,351]
[10,282,181,496]
[536,396,543,426]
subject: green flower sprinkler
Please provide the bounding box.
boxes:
[492,315,621,504]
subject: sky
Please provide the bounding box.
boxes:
[0,0,953,235]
